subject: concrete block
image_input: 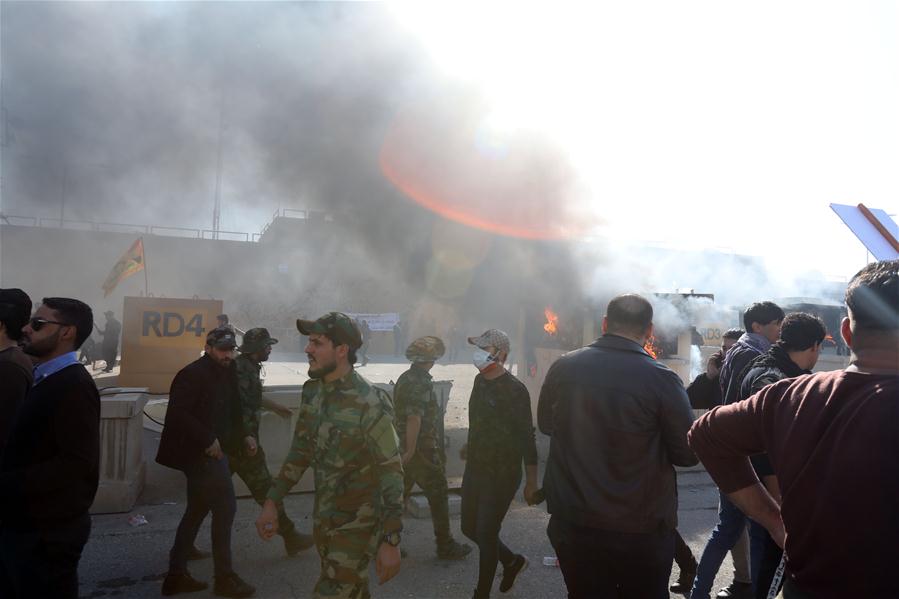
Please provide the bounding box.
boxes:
[92,392,150,514]
[405,493,461,519]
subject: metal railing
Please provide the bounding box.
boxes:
[1,207,322,244]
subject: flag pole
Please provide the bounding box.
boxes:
[142,237,149,296]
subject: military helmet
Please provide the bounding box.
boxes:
[405,336,446,363]
[238,327,279,354]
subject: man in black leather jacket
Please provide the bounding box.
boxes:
[538,294,697,599]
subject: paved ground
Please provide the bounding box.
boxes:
[80,356,740,599]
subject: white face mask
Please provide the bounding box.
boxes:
[472,348,496,371]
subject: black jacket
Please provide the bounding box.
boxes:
[0,362,99,530]
[156,354,241,471]
[537,334,697,534]
[738,344,810,478]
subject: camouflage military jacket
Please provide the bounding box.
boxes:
[393,365,440,458]
[235,354,263,439]
[268,370,404,535]
[467,370,538,475]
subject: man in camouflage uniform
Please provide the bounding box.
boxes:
[256,312,403,599]
[229,328,314,556]
[395,336,471,560]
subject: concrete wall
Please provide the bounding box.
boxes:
[0,224,414,336]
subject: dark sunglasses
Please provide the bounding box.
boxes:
[29,317,72,331]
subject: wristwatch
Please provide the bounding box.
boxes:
[381,531,401,547]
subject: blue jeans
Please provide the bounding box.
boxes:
[169,456,237,577]
[691,492,748,599]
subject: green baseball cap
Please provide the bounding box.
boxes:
[238,327,278,354]
[296,312,362,350]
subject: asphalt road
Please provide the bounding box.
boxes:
[79,357,740,599]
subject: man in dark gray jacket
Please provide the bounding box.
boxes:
[538,294,697,599]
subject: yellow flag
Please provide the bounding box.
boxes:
[102,238,145,297]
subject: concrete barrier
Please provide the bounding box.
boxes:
[92,389,150,514]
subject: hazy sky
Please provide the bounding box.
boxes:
[392,1,899,279]
[2,1,896,282]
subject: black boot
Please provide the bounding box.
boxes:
[283,531,315,556]
[161,572,208,596]
[213,573,255,598]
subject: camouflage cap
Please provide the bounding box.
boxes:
[206,326,238,349]
[405,336,446,363]
[297,312,362,350]
[468,328,510,354]
[238,327,278,354]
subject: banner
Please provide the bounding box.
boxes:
[346,313,399,332]
[102,238,145,297]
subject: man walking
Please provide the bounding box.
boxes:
[256,312,403,598]
[538,294,697,598]
[156,327,255,597]
[689,259,899,598]
[230,327,313,556]
[395,335,471,560]
[461,329,538,599]
[692,302,784,599]
[94,310,121,372]
[737,312,826,597]
[0,297,99,598]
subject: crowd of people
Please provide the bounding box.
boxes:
[0,258,895,599]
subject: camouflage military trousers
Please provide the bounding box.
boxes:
[403,451,451,547]
[313,512,379,599]
[227,446,298,538]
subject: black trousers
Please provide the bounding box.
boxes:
[169,456,237,576]
[674,528,697,576]
[547,515,674,599]
[460,465,521,598]
[0,513,91,599]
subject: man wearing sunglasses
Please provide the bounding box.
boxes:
[0,297,99,599]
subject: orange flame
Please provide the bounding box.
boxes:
[644,334,661,360]
[543,308,559,336]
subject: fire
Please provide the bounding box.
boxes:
[543,308,559,336]
[644,335,661,360]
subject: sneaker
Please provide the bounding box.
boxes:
[161,572,208,596]
[716,581,752,599]
[499,554,529,593]
[213,573,256,598]
[437,540,473,560]
[187,546,211,561]
[283,531,315,556]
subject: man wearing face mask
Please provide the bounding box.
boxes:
[460,329,538,599]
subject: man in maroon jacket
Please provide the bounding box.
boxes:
[688,259,899,599]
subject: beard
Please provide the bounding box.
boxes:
[23,329,61,358]
[308,357,337,380]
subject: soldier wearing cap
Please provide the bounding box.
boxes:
[255,312,404,598]
[228,328,314,557]
[157,326,256,597]
[461,329,538,599]
[395,336,471,560]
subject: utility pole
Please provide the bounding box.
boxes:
[212,94,225,240]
